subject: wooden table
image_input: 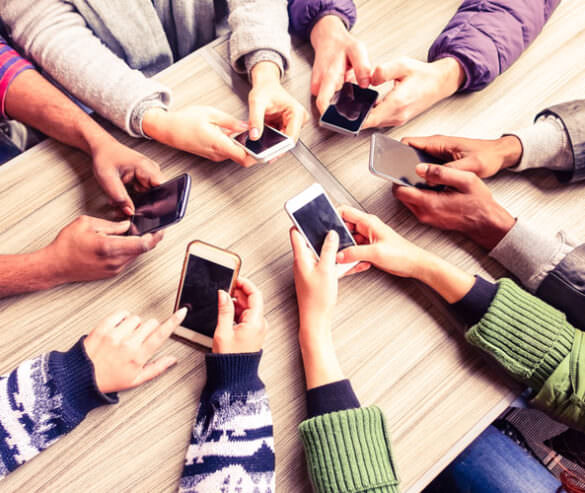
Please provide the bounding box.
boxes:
[2,1,585,491]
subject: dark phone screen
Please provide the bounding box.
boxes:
[234,126,288,155]
[321,82,378,133]
[178,255,234,338]
[372,135,443,189]
[128,175,189,235]
[292,194,355,254]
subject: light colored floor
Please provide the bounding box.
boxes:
[1,1,585,492]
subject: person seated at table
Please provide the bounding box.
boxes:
[0,307,187,479]
[0,0,308,168]
[391,99,585,330]
[329,207,584,491]
[291,0,560,128]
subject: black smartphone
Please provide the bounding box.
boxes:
[231,125,294,162]
[369,133,444,190]
[127,173,191,236]
[319,82,378,136]
[173,241,241,348]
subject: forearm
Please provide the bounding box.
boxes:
[0,248,63,298]
[5,69,117,156]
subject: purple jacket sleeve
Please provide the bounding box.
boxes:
[429,0,560,92]
[288,0,357,40]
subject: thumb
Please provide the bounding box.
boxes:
[371,60,409,86]
[337,244,378,264]
[215,290,235,334]
[210,109,248,134]
[130,355,177,388]
[96,168,134,215]
[415,163,474,191]
[401,135,454,161]
[248,93,267,141]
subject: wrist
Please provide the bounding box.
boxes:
[416,253,476,304]
[142,107,171,144]
[250,61,280,87]
[33,246,67,290]
[310,14,347,50]
[497,135,523,170]
[432,57,465,97]
[467,203,516,251]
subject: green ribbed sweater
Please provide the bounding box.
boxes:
[298,279,583,493]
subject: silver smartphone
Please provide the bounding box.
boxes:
[232,125,295,162]
[319,82,378,136]
[284,183,358,276]
[369,133,443,189]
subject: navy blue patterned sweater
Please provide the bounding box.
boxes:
[0,339,274,491]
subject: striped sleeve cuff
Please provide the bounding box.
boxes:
[466,278,575,391]
[0,42,36,118]
[299,406,399,493]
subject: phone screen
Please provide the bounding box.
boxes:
[293,193,355,254]
[177,255,234,338]
[372,134,442,189]
[128,174,189,235]
[234,126,288,155]
[321,82,378,133]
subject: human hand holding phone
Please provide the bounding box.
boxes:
[84,308,187,393]
[212,278,268,354]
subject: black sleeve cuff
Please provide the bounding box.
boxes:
[306,379,360,418]
[451,275,498,327]
[205,351,264,395]
[48,336,118,431]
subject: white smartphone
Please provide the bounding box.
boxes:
[173,241,241,348]
[319,82,378,136]
[369,133,443,190]
[232,125,295,162]
[284,183,358,276]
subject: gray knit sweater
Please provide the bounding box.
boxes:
[0,0,291,137]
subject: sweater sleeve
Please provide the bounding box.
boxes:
[0,36,35,119]
[179,352,274,492]
[288,0,357,40]
[299,406,400,493]
[228,0,291,76]
[428,0,560,92]
[0,338,117,478]
[0,0,171,137]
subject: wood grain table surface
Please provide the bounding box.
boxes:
[1,1,584,492]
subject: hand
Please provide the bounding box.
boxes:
[394,164,516,250]
[310,15,372,114]
[212,278,268,354]
[84,308,187,393]
[248,61,309,143]
[45,215,163,283]
[336,206,426,279]
[142,106,257,167]
[90,137,164,216]
[363,57,465,129]
[401,135,523,178]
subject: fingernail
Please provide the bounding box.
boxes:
[218,290,229,304]
[358,78,370,87]
[238,121,249,130]
[250,127,260,140]
[416,163,428,173]
[176,307,188,320]
[123,206,133,216]
[327,230,338,241]
[336,251,344,262]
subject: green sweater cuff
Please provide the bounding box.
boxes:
[299,406,399,493]
[466,278,575,390]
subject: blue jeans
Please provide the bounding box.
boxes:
[424,426,561,493]
[0,131,21,164]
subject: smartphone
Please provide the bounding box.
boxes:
[173,241,241,348]
[232,125,295,162]
[369,133,444,190]
[127,174,191,236]
[319,82,378,136]
[284,183,358,276]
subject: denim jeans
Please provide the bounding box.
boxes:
[0,130,21,164]
[424,425,561,493]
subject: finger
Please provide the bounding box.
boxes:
[131,317,160,344]
[214,290,235,336]
[96,168,134,214]
[130,355,178,388]
[401,135,453,160]
[316,74,339,115]
[94,310,131,336]
[371,60,408,86]
[142,307,188,356]
[340,261,372,277]
[392,184,427,206]
[347,41,372,87]
[134,158,164,190]
[236,278,265,327]
[113,314,142,341]
[210,108,249,134]
[338,206,375,238]
[88,217,131,235]
[248,92,267,140]
[336,244,376,264]
[211,132,250,166]
[344,68,358,85]
[98,233,161,258]
[319,230,339,268]
[415,163,474,192]
[284,105,307,141]
[290,227,314,269]
[362,93,408,129]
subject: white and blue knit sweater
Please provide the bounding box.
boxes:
[0,339,274,491]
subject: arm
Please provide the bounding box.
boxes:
[179,280,274,492]
[429,0,561,92]
[290,228,400,493]
[0,309,184,478]
[0,0,170,137]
